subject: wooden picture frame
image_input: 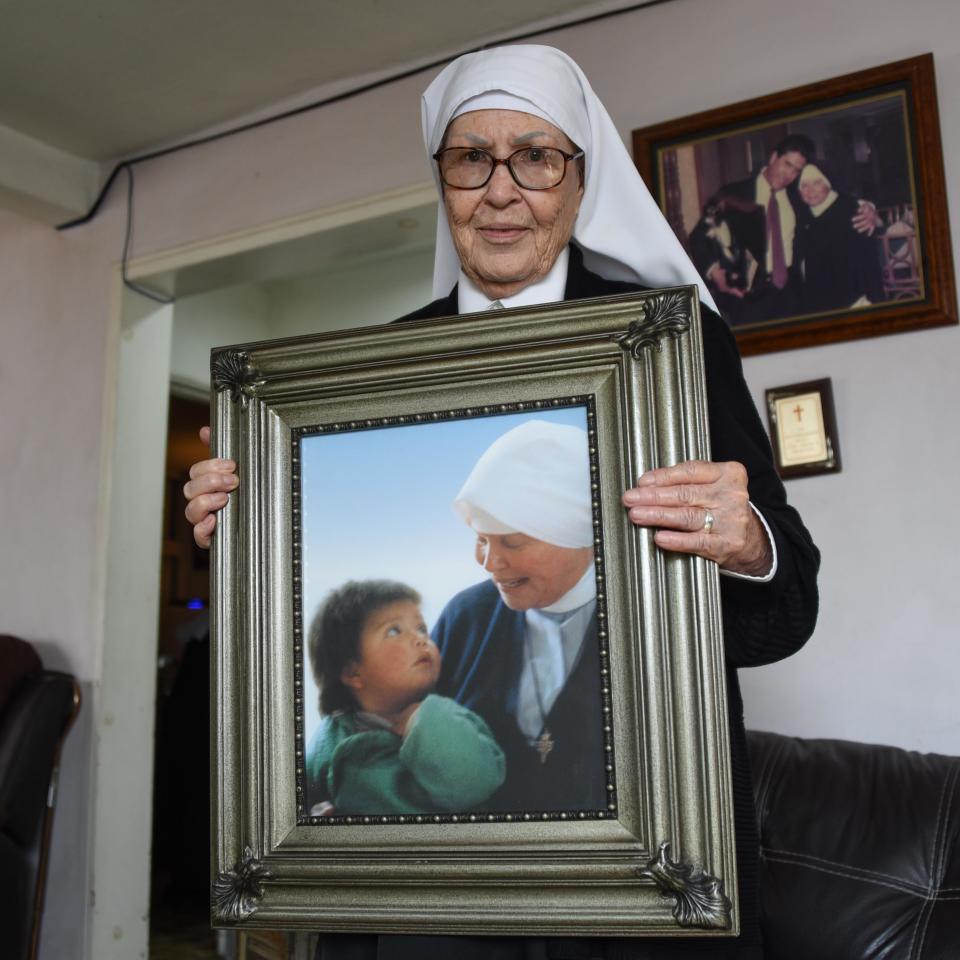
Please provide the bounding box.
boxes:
[632,54,957,356]
[208,288,740,937]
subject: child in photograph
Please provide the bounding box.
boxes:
[305,579,506,815]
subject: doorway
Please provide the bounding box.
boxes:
[150,394,217,959]
[93,187,436,959]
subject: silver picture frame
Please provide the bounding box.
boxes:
[209,286,737,937]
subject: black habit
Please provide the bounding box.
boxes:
[315,244,820,960]
[798,192,884,314]
[433,579,607,812]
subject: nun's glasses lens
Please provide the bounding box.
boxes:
[434,147,584,190]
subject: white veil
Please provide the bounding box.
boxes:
[420,44,717,311]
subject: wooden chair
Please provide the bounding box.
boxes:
[879,205,922,301]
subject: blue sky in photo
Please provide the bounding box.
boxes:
[299,404,587,741]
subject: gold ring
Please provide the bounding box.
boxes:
[702,510,715,534]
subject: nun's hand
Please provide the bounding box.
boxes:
[621,460,772,576]
[183,426,238,549]
[852,199,880,235]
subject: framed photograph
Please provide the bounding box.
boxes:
[765,378,841,479]
[208,288,739,937]
[632,54,957,356]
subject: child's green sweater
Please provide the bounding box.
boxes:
[306,694,506,815]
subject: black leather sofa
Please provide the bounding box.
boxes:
[0,635,80,960]
[748,730,960,959]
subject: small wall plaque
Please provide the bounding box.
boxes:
[765,378,841,479]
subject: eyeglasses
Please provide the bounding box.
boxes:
[433,146,584,190]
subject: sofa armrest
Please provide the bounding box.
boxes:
[747,730,960,960]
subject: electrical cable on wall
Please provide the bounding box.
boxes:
[56,0,676,302]
[121,165,174,305]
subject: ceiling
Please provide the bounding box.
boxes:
[2,1,666,274]
[1,0,656,163]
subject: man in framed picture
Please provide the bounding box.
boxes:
[689,134,878,326]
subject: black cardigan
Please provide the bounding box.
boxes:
[317,245,820,960]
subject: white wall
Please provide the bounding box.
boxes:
[0,201,125,958]
[168,248,434,388]
[171,283,271,392]
[266,246,436,338]
[2,1,959,957]
[0,207,118,679]
[0,123,100,223]
[537,0,960,755]
[90,294,173,960]
[738,329,960,750]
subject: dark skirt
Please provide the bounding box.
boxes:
[315,934,762,960]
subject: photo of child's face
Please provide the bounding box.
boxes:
[343,601,441,715]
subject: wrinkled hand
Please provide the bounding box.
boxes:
[622,459,772,575]
[182,426,238,549]
[708,265,745,298]
[852,200,881,236]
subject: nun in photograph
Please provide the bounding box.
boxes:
[798,162,885,314]
[185,43,820,960]
[432,419,605,813]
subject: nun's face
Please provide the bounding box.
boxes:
[474,532,593,610]
[799,176,830,207]
[442,109,584,299]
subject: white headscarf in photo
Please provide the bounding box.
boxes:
[798,163,839,218]
[799,163,832,190]
[421,44,717,311]
[453,420,593,549]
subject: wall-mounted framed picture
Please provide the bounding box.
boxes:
[207,289,740,938]
[765,378,841,479]
[632,54,957,356]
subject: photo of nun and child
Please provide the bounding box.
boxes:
[303,419,609,817]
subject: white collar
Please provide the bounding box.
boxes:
[457,247,569,313]
[755,171,773,204]
[537,562,596,614]
[809,190,839,218]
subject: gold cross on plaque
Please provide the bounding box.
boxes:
[535,730,554,764]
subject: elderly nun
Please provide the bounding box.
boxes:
[185,43,819,960]
[797,162,885,313]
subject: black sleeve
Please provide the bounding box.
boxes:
[700,306,821,668]
[687,214,719,280]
